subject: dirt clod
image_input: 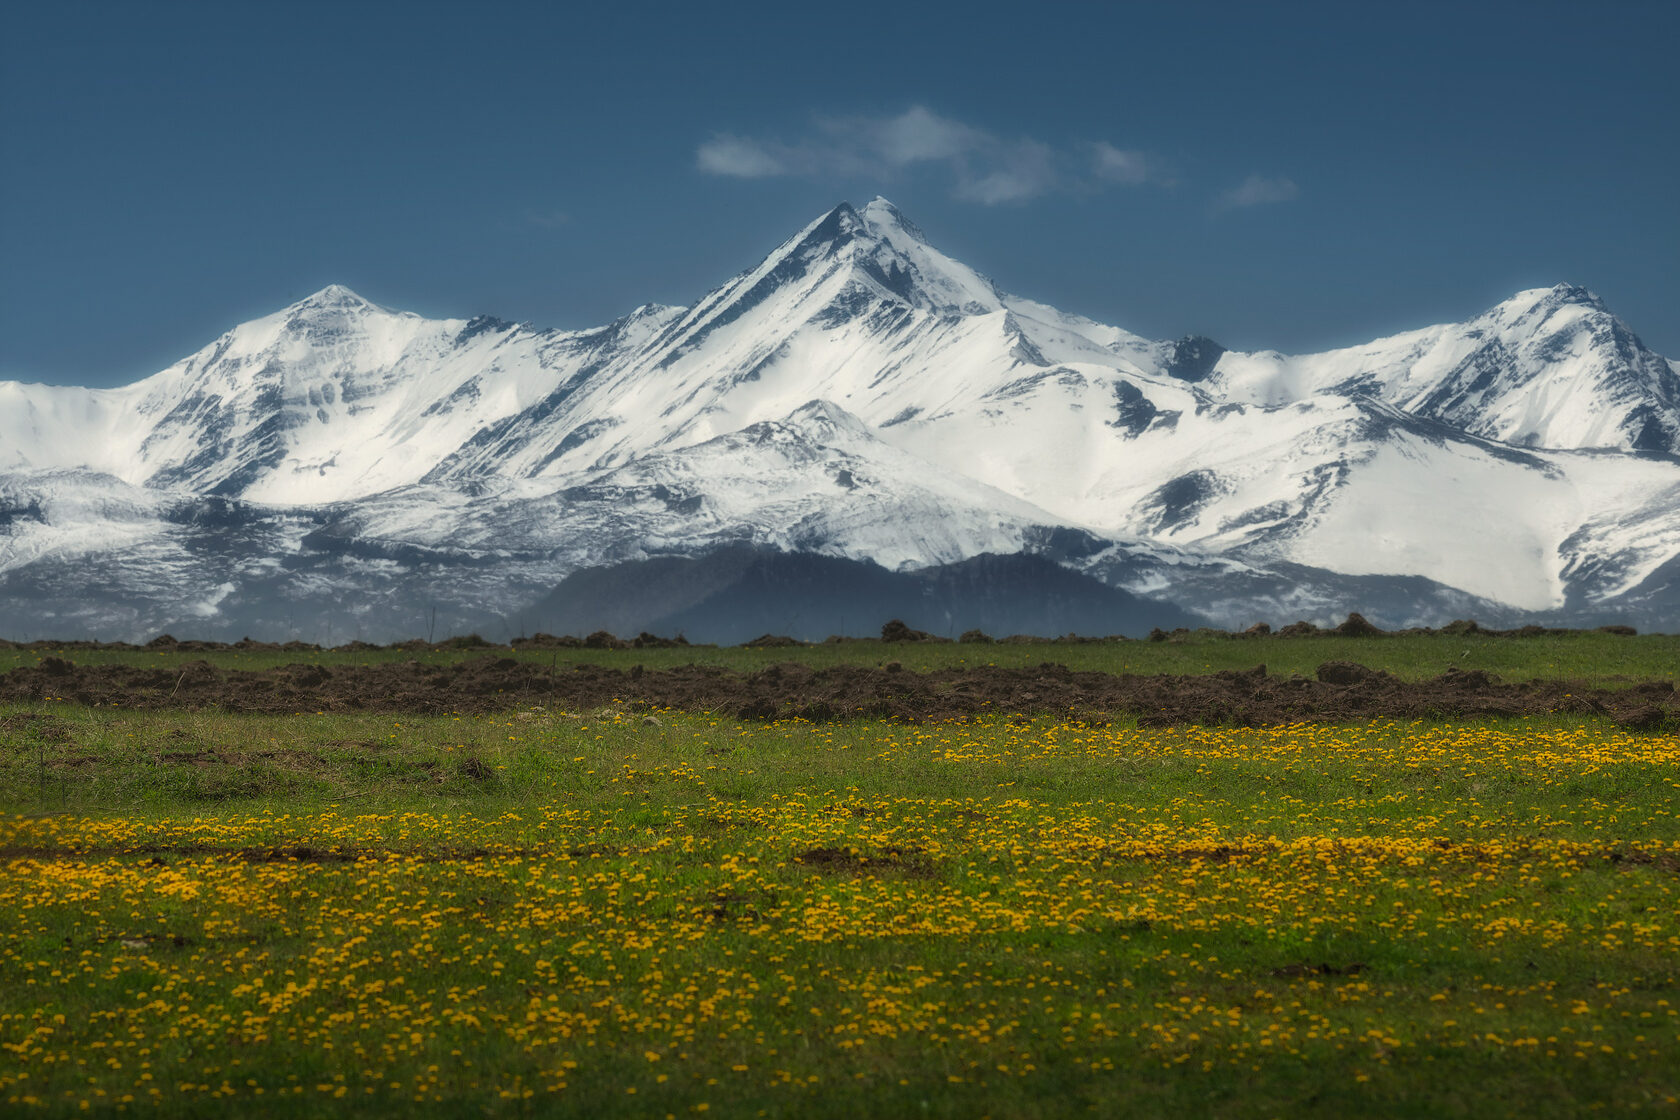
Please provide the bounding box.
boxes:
[1336,612,1384,637]
[743,634,803,648]
[1271,962,1366,979]
[458,758,494,781]
[794,846,937,877]
[1316,661,1384,686]
[1614,704,1674,733]
[881,619,945,643]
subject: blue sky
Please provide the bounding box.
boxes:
[3,0,1676,387]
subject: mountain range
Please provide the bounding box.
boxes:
[3,198,1677,641]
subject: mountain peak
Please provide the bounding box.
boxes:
[805,202,865,243]
[277,286,397,337]
[280,286,392,326]
[786,398,872,436]
[294,284,375,310]
[1546,282,1605,307]
[859,196,929,244]
[798,198,929,253]
[1496,283,1608,319]
[843,199,1000,313]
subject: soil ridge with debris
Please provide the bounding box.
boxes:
[1,657,1674,729]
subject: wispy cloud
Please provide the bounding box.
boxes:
[1215,174,1300,212]
[695,135,793,178]
[955,138,1059,204]
[696,106,1170,205]
[1090,142,1174,187]
[859,105,982,166]
[524,209,572,230]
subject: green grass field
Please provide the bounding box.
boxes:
[3,629,1678,686]
[2,687,1677,1117]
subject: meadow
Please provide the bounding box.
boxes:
[2,691,1677,1117]
[3,627,1678,685]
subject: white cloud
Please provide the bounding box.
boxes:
[696,135,790,178]
[697,107,1168,206]
[956,139,1059,205]
[1090,142,1173,186]
[1216,174,1300,211]
[855,105,982,166]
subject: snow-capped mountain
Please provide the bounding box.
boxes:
[1212,283,1680,453]
[2,198,1677,640]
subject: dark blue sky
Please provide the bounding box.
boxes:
[4,0,1676,387]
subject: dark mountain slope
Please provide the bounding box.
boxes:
[522,549,1204,644]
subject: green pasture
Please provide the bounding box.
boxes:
[1,704,1677,1117]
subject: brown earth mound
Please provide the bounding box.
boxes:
[881,619,949,643]
[1,657,1675,728]
[0,615,1645,654]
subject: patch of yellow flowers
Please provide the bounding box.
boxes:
[2,718,1677,1113]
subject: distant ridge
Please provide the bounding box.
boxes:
[523,549,1206,645]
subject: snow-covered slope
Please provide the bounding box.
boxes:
[1213,284,1680,453]
[313,399,1067,570]
[3,199,1678,639]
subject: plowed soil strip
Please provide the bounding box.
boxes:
[3,657,1675,727]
